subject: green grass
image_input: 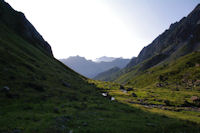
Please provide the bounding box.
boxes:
[89,52,200,130]
[1,11,200,132]
[89,79,200,124]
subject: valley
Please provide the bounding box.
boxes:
[0,0,200,133]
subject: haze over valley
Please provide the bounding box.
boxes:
[60,56,130,78]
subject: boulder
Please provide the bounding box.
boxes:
[164,100,171,106]
[111,97,115,101]
[2,86,10,92]
[172,88,179,91]
[12,129,21,133]
[195,80,200,86]
[120,85,125,90]
[82,122,88,126]
[156,83,164,87]
[195,63,200,67]
[54,107,60,113]
[182,100,192,107]
[191,96,200,103]
[127,88,133,91]
[158,75,167,82]
[132,93,137,97]
[62,81,71,88]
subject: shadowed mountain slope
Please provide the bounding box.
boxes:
[0,0,52,56]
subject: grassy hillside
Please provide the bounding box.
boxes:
[94,67,121,81]
[90,52,200,126]
[94,4,200,83]
[1,1,200,132]
[1,18,200,133]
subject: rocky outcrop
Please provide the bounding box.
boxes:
[0,0,53,56]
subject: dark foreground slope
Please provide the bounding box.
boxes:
[0,1,200,133]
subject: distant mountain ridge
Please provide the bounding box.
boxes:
[60,56,130,78]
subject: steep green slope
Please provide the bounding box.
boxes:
[94,67,121,81]
[0,0,52,55]
[116,52,200,105]
[1,13,199,133]
[122,52,200,89]
[91,52,200,125]
[1,1,200,133]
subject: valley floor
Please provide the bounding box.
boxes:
[89,80,200,128]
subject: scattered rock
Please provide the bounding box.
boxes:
[82,122,88,126]
[54,107,60,113]
[164,100,171,106]
[172,88,179,91]
[121,89,127,93]
[102,93,108,97]
[137,99,143,102]
[195,80,200,86]
[62,81,71,88]
[120,85,125,90]
[111,97,115,101]
[156,83,164,87]
[146,123,156,127]
[3,86,10,92]
[164,82,169,85]
[195,63,200,67]
[61,105,65,108]
[99,118,104,121]
[127,88,133,91]
[56,115,71,123]
[25,83,45,92]
[191,96,200,103]
[157,99,162,102]
[12,129,21,133]
[132,93,137,97]
[185,87,192,90]
[158,75,168,82]
[1,86,15,98]
[182,100,194,107]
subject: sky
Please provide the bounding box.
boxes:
[5,0,200,60]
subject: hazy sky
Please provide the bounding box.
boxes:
[5,0,200,60]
